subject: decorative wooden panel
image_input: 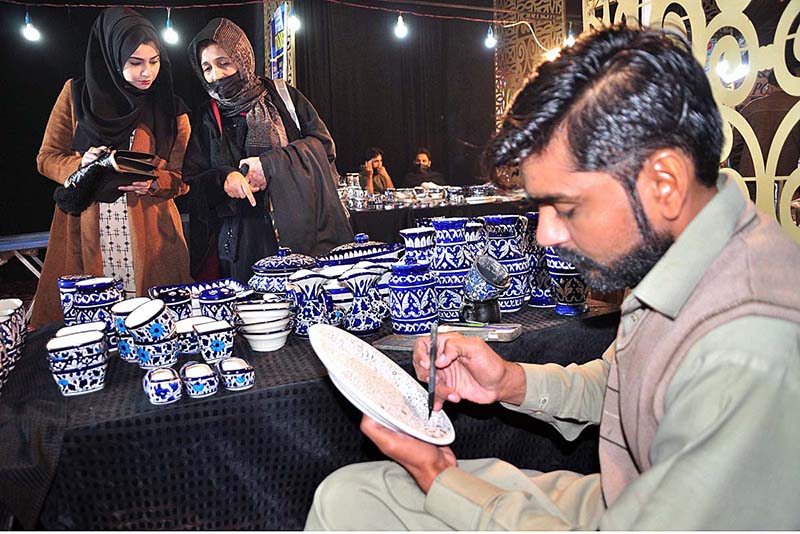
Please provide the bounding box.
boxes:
[263,1,295,85]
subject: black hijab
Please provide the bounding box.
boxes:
[72,7,182,159]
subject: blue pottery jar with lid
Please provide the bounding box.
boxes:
[249,247,317,295]
[388,260,438,335]
[198,287,237,322]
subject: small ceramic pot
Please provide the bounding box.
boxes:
[46,330,108,373]
[124,299,176,344]
[198,287,237,322]
[180,361,219,398]
[151,286,192,321]
[110,297,150,363]
[217,357,255,391]
[249,247,318,295]
[175,316,216,355]
[57,274,94,326]
[135,336,179,369]
[143,367,182,405]
[55,321,107,338]
[51,361,109,397]
[193,320,235,364]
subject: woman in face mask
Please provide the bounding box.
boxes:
[183,18,353,284]
[31,7,192,328]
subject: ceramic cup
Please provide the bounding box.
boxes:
[110,297,151,363]
[57,274,94,326]
[46,330,109,373]
[193,320,235,364]
[175,316,216,355]
[180,361,219,398]
[217,357,255,391]
[463,255,511,302]
[142,367,182,405]
[135,336,179,369]
[544,247,589,316]
[124,299,176,344]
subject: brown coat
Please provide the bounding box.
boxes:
[31,80,192,328]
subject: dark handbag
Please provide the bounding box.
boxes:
[55,150,159,214]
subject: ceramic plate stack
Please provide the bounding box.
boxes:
[307,324,455,445]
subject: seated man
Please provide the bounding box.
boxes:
[305,24,800,530]
[402,147,446,188]
[359,146,395,194]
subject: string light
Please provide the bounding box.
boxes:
[484,25,496,48]
[162,7,179,45]
[22,9,41,42]
[544,47,560,61]
[394,13,408,39]
[716,58,749,84]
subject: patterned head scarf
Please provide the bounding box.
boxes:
[188,18,287,150]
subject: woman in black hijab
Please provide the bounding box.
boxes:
[183,18,352,284]
[32,7,192,328]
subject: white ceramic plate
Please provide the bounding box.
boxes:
[308,324,455,445]
[464,195,497,204]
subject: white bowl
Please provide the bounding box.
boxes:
[242,328,291,352]
[237,316,292,334]
[236,308,292,324]
[234,300,292,312]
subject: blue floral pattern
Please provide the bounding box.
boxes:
[148,322,165,339]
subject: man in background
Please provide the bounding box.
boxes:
[402,147,447,188]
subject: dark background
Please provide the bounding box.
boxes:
[0,0,496,239]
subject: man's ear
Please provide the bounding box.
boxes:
[639,149,692,222]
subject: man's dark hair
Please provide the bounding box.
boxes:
[485,25,723,189]
[414,147,432,159]
[365,147,384,160]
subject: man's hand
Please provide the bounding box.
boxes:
[360,415,456,493]
[224,171,257,207]
[414,332,526,410]
[363,160,374,177]
[239,156,267,191]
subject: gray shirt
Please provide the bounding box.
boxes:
[425,177,800,529]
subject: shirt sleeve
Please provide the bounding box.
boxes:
[500,342,612,440]
[600,315,800,529]
[36,80,82,185]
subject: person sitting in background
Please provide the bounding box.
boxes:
[182,18,352,284]
[32,7,191,328]
[402,147,446,188]
[359,147,395,194]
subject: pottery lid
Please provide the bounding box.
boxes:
[198,287,237,302]
[252,247,317,274]
[318,233,404,266]
[57,274,94,289]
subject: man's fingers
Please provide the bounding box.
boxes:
[242,183,257,207]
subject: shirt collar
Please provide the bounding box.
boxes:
[628,174,749,318]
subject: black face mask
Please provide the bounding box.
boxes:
[209,72,244,100]
[414,163,430,173]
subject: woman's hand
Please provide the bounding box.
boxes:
[118,180,154,196]
[224,170,257,207]
[80,146,108,168]
[239,157,267,191]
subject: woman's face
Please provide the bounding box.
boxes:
[122,42,161,90]
[200,43,238,83]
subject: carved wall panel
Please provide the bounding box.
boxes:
[582,0,800,243]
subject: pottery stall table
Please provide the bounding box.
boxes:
[348,198,531,244]
[0,302,619,530]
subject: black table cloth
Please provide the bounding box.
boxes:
[348,199,532,244]
[0,303,619,530]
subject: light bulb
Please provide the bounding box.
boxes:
[484,26,497,49]
[716,58,749,84]
[162,9,179,45]
[394,14,408,39]
[564,22,575,47]
[288,14,301,32]
[22,11,41,42]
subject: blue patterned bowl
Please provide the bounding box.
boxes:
[142,367,182,405]
[124,299,176,344]
[180,361,219,398]
[194,320,235,364]
[135,336,179,369]
[217,357,255,391]
[46,330,109,373]
[51,360,109,397]
[175,316,215,354]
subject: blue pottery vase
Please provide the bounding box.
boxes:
[399,227,436,265]
[524,211,555,308]
[57,274,94,326]
[339,269,383,335]
[431,217,470,322]
[289,270,331,337]
[388,260,438,335]
[544,247,588,316]
[481,215,530,313]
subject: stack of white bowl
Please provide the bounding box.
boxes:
[234,296,293,352]
[0,298,27,392]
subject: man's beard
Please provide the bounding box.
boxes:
[553,223,673,292]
